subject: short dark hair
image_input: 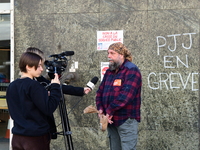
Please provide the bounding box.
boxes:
[19,52,42,73]
[26,47,44,60]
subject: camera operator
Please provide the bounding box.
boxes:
[25,47,91,139]
[6,52,61,150]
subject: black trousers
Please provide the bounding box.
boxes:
[12,133,51,150]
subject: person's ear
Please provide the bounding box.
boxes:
[26,65,31,72]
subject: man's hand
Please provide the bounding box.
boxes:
[98,109,103,118]
[106,114,113,124]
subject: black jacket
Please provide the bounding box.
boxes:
[6,78,61,137]
[36,76,85,139]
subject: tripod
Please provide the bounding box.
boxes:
[45,53,75,150]
[57,88,74,150]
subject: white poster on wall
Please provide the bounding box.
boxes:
[97,30,123,50]
[101,62,109,81]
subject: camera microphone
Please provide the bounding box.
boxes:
[49,51,74,58]
[86,77,99,90]
[60,51,74,56]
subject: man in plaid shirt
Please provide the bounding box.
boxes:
[96,42,142,150]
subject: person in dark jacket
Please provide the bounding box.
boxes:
[6,52,61,150]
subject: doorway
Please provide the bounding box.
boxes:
[0,1,11,149]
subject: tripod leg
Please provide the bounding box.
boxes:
[59,94,74,150]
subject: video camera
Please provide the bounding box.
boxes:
[44,51,74,79]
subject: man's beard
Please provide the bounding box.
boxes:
[109,61,120,71]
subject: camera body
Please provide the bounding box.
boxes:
[44,51,74,79]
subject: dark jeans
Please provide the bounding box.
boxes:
[12,133,51,150]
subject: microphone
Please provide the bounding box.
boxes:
[60,51,74,56]
[86,77,99,90]
[49,51,74,58]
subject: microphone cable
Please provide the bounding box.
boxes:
[55,95,88,128]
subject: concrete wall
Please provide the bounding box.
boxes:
[14,0,200,149]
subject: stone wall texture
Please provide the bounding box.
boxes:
[14,0,200,150]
